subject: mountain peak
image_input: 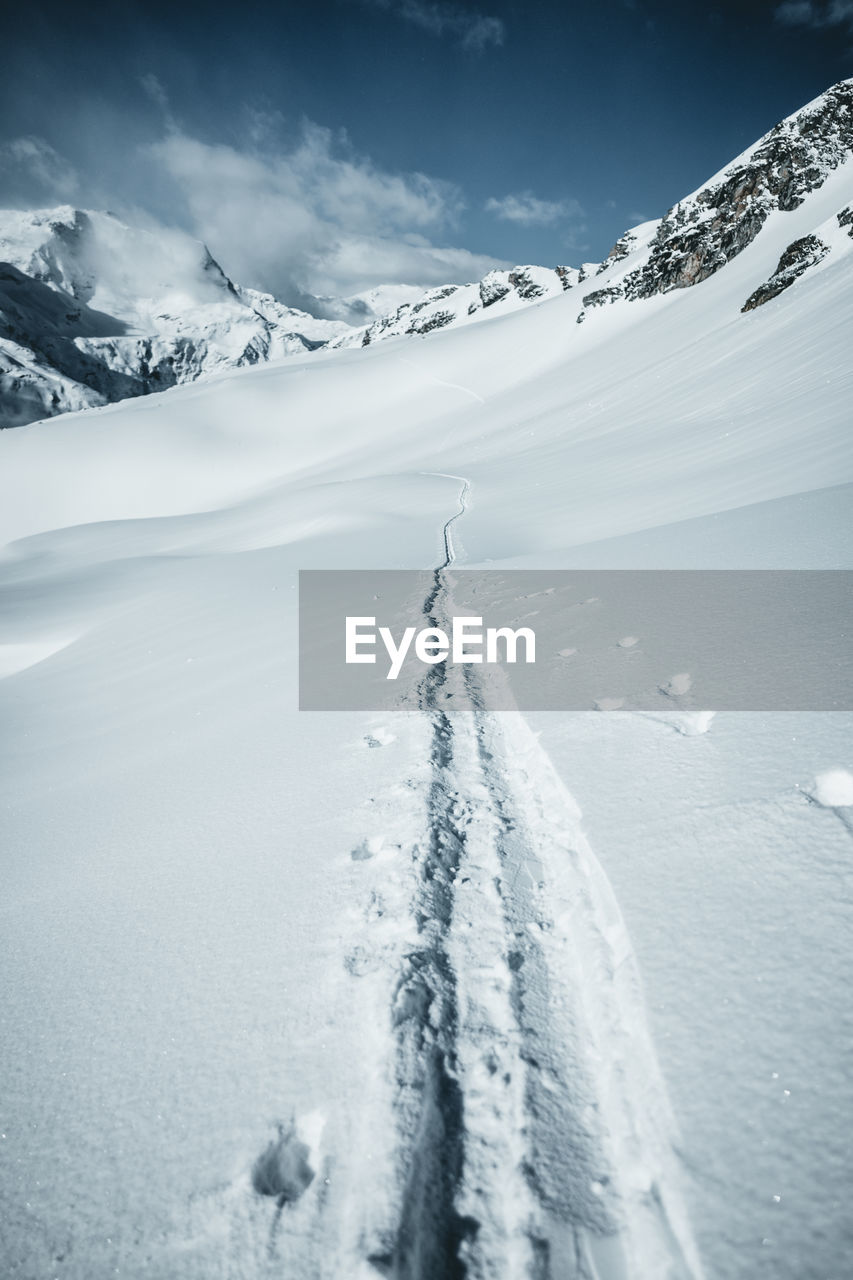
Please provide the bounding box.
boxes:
[576,77,853,311]
[0,206,349,427]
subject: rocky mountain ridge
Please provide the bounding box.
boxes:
[330,264,584,348]
[2,78,851,427]
[331,78,853,348]
[577,77,853,318]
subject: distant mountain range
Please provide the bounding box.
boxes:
[0,208,354,427]
[1,77,851,428]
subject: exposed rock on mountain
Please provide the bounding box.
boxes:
[595,230,640,274]
[741,233,830,311]
[342,79,853,349]
[603,79,853,306]
[334,265,577,349]
[0,207,348,428]
[577,285,625,321]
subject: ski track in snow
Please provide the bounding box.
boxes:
[326,474,705,1279]
[396,357,486,407]
[420,471,471,569]
[71,472,706,1280]
[169,474,706,1279]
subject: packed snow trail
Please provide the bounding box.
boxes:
[420,471,471,568]
[354,474,704,1278]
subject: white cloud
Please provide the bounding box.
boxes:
[356,0,504,51]
[485,191,583,227]
[0,136,79,203]
[775,0,853,29]
[140,73,177,131]
[149,121,506,303]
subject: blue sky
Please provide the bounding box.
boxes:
[1,0,851,306]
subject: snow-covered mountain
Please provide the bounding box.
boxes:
[331,264,581,347]
[574,76,853,319]
[0,207,349,427]
[1,81,852,1280]
[311,282,429,325]
[3,79,852,430]
[337,77,853,348]
[0,205,578,429]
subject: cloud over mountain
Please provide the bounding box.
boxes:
[149,121,505,306]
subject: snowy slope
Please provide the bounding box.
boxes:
[1,84,853,1280]
[0,207,349,427]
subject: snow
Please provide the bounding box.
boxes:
[333,265,573,350]
[319,282,429,324]
[1,116,852,1280]
[0,207,351,427]
[661,673,692,697]
[810,768,853,807]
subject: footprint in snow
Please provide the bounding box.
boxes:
[364,728,396,748]
[661,672,692,697]
[595,697,625,712]
[352,835,384,861]
[351,835,398,862]
[365,890,386,922]
[344,945,383,977]
[252,1121,316,1205]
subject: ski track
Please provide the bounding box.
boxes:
[338,475,704,1278]
[420,471,471,569]
[396,357,486,406]
[240,473,704,1279]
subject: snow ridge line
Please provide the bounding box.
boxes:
[372,474,703,1278]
